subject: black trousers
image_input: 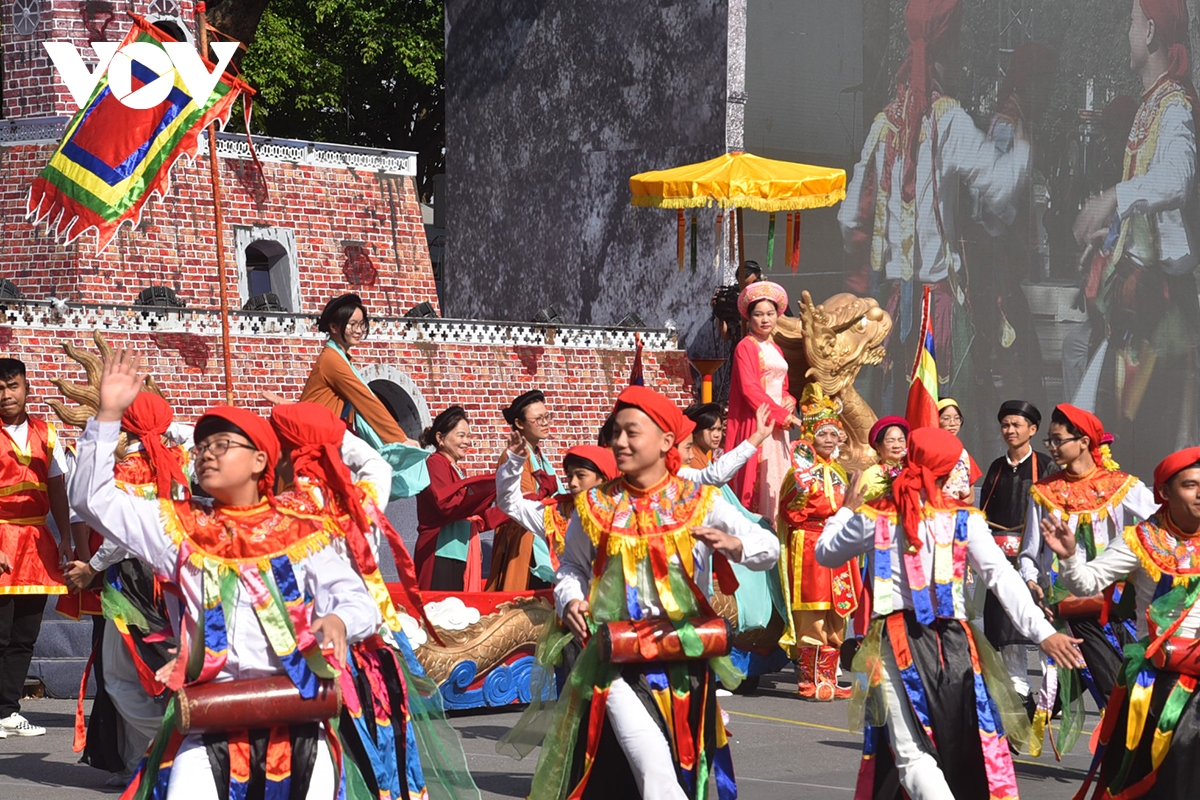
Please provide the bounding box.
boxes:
[0,595,47,717]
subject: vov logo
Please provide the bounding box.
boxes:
[44,39,239,110]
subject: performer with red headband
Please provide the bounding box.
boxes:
[817,427,1082,799]
[270,402,476,800]
[70,350,381,800]
[1043,447,1200,799]
[496,440,618,577]
[62,393,189,785]
[1073,0,1200,477]
[1019,403,1157,754]
[839,0,1031,412]
[529,386,779,800]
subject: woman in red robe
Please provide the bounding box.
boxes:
[414,407,507,591]
[726,281,798,517]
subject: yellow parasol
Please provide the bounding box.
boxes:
[629,151,846,273]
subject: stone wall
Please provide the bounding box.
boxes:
[444,0,745,344]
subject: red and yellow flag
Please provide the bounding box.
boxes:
[27,15,251,250]
[905,285,940,430]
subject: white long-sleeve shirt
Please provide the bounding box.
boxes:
[1113,97,1197,275]
[818,505,1056,644]
[553,490,779,619]
[1055,529,1196,640]
[679,439,757,486]
[69,419,381,683]
[495,451,553,537]
[839,98,1031,283]
[1019,476,1157,585]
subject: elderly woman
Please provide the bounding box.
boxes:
[860,415,910,502]
[778,385,860,701]
[726,281,799,517]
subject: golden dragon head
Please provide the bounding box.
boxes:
[798,291,891,395]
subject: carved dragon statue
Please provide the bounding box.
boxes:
[413,596,555,685]
[49,331,164,459]
[774,292,892,471]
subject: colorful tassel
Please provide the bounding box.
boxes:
[714,213,724,274]
[766,212,776,269]
[690,210,698,273]
[791,211,802,272]
[677,209,685,272]
[784,213,794,268]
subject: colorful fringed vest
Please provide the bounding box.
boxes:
[860,500,975,623]
[125,499,343,800]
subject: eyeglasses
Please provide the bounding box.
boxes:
[192,439,259,459]
[344,321,368,332]
[527,413,553,425]
[1044,437,1081,450]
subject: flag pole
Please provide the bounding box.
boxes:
[195,3,235,405]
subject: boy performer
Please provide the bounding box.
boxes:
[818,428,1082,799]
[979,400,1056,700]
[1044,447,1200,799]
[1019,404,1156,751]
[63,392,189,782]
[532,386,779,800]
[270,402,477,800]
[0,357,72,737]
[70,351,380,800]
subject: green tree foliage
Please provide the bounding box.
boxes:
[237,0,443,200]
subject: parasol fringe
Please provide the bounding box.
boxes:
[631,190,847,212]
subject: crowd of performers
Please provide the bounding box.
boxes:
[0,273,1194,800]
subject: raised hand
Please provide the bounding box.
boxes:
[260,391,288,407]
[841,470,867,512]
[1040,516,1078,560]
[97,349,147,422]
[507,430,529,458]
[748,402,777,447]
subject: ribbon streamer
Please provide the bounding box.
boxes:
[791,211,802,272]
[690,210,698,273]
[677,209,685,272]
[766,212,776,269]
[784,213,794,268]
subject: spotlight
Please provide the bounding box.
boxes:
[134,286,185,308]
[404,301,438,319]
[532,307,564,325]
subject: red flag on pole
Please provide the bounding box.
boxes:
[905,286,940,430]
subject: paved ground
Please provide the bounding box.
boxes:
[0,664,1098,799]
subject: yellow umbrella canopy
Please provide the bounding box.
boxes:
[629,151,846,212]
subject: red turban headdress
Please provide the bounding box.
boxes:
[1153,446,1200,504]
[1055,404,1106,467]
[896,0,963,204]
[893,427,965,551]
[121,393,189,501]
[997,43,1056,110]
[195,406,280,498]
[1139,0,1200,128]
[270,403,371,532]
[614,385,686,473]
[565,445,619,481]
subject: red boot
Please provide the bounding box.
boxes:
[820,646,852,700]
[796,646,818,700]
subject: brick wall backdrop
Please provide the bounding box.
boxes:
[2,142,437,317]
[13,327,694,473]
